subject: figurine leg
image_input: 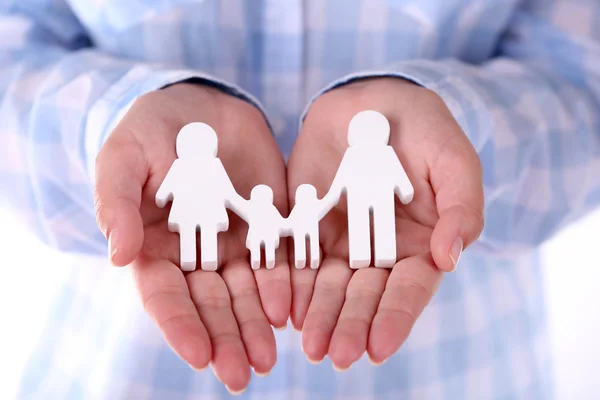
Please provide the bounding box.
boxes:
[348,205,371,268]
[309,230,320,269]
[294,233,307,269]
[200,228,218,271]
[373,198,396,268]
[264,243,276,270]
[179,225,197,272]
[250,242,261,270]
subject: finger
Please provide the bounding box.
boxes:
[290,264,318,330]
[367,254,442,363]
[429,136,484,271]
[220,123,291,330]
[254,242,291,329]
[286,129,340,332]
[94,133,147,266]
[132,257,211,370]
[187,270,251,393]
[301,258,353,363]
[328,268,388,370]
[221,259,277,376]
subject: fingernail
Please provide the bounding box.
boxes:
[449,237,463,271]
[302,340,323,364]
[108,232,118,263]
[274,323,287,331]
[226,386,246,396]
[368,356,388,366]
[190,364,208,372]
[307,356,323,365]
[254,369,271,377]
[333,364,351,372]
[210,363,223,383]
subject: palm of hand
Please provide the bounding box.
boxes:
[95,78,483,390]
[95,83,290,392]
[287,78,483,369]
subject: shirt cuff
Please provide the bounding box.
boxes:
[300,59,490,153]
[84,66,268,182]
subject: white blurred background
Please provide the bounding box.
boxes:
[0,207,598,399]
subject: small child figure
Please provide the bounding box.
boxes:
[287,184,334,269]
[244,185,286,270]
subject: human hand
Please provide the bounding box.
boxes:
[94,83,290,392]
[287,77,484,369]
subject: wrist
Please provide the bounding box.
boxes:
[162,81,272,141]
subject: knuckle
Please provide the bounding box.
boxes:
[94,140,118,178]
[93,194,138,232]
[232,285,259,302]
[159,311,197,330]
[209,330,242,346]
[304,309,338,330]
[236,315,266,331]
[346,287,383,303]
[454,204,485,237]
[142,284,188,313]
[93,194,106,222]
[390,276,433,302]
[378,305,418,333]
[259,274,290,294]
[317,280,347,299]
[449,139,478,166]
[336,316,371,335]
[195,292,231,311]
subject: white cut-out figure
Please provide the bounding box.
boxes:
[155,122,247,272]
[321,110,414,269]
[287,184,333,269]
[243,185,286,270]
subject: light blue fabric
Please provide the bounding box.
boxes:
[1,0,599,398]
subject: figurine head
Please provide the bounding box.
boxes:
[347,110,390,147]
[295,184,317,203]
[176,122,218,159]
[250,184,274,203]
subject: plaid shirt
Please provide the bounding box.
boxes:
[1,0,599,398]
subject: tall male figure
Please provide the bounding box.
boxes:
[322,111,414,268]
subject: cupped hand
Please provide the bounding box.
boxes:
[287,77,484,369]
[94,83,290,392]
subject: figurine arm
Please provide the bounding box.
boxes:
[319,154,349,216]
[155,161,178,208]
[219,162,250,221]
[387,147,414,204]
[316,196,337,220]
[278,210,291,236]
[226,189,250,222]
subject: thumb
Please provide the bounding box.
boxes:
[94,133,146,266]
[429,139,484,272]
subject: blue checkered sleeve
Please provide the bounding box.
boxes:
[2,0,600,398]
[0,0,262,255]
[311,0,600,258]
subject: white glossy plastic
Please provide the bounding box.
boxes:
[319,110,415,268]
[286,184,331,269]
[243,185,286,270]
[155,122,248,272]
[156,110,414,271]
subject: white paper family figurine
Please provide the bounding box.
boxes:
[156,110,414,272]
